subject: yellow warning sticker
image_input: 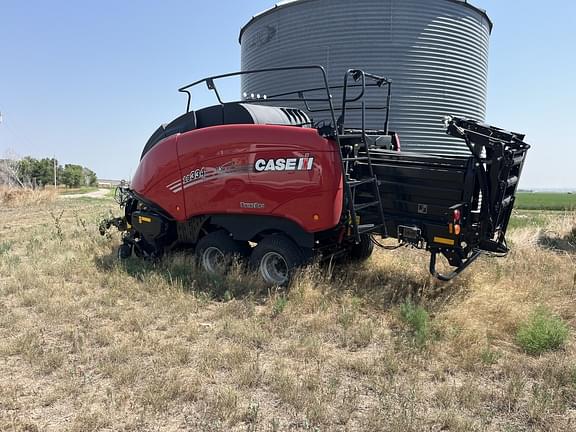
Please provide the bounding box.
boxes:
[433,236,455,246]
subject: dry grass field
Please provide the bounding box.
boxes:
[0,193,575,431]
[0,187,57,208]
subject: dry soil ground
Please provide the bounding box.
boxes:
[61,189,110,199]
[0,194,575,431]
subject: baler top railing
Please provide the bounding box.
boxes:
[178,65,338,130]
[339,69,392,135]
[264,83,389,116]
[177,65,392,135]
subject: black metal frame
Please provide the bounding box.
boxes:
[356,117,530,281]
[429,249,482,282]
[447,117,530,248]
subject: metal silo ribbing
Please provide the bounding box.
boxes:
[240,0,491,155]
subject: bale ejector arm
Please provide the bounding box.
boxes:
[445,116,529,154]
[426,117,531,281]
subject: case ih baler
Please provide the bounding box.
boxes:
[101,66,530,285]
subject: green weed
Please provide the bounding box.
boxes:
[480,347,500,365]
[517,307,569,355]
[271,296,288,317]
[50,210,65,242]
[400,300,430,346]
[0,241,12,255]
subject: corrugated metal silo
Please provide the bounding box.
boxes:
[239,0,492,155]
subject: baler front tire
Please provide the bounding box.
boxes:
[250,235,306,286]
[196,230,250,274]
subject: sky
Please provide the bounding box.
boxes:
[0,0,575,189]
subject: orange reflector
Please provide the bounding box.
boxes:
[454,224,461,235]
[313,214,320,221]
[449,223,453,234]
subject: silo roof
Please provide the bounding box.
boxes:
[239,0,493,43]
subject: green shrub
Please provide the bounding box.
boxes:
[0,241,12,255]
[400,300,430,346]
[516,308,569,355]
[480,347,500,365]
[271,296,288,317]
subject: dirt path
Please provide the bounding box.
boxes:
[60,189,109,199]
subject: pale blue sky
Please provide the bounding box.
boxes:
[0,1,574,189]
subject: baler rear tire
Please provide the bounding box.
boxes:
[196,230,251,274]
[349,233,374,262]
[117,243,132,259]
[250,235,306,287]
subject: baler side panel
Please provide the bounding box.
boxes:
[176,125,343,233]
[131,136,185,220]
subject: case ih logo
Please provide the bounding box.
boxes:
[254,154,314,172]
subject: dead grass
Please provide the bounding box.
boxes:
[0,201,575,431]
[0,186,57,207]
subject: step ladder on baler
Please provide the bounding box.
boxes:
[336,69,391,243]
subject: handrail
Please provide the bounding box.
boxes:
[178,65,332,114]
[340,69,392,134]
[177,65,391,133]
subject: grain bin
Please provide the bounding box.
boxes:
[239,0,492,155]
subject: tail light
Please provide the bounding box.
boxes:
[453,208,462,235]
[453,209,461,223]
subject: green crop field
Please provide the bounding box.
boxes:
[515,192,576,211]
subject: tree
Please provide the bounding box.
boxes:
[83,168,98,187]
[60,164,84,188]
[0,158,24,187]
[17,157,34,184]
[17,157,57,187]
[34,158,56,186]
[1,154,98,189]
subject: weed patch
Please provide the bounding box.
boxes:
[400,300,430,346]
[516,307,569,355]
[271,295,288,317]
[0,241,12,255]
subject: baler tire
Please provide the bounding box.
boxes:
[349,233,374,262]
[250,235,306,287]
[196,230,251,274]
[117,243,132,260]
